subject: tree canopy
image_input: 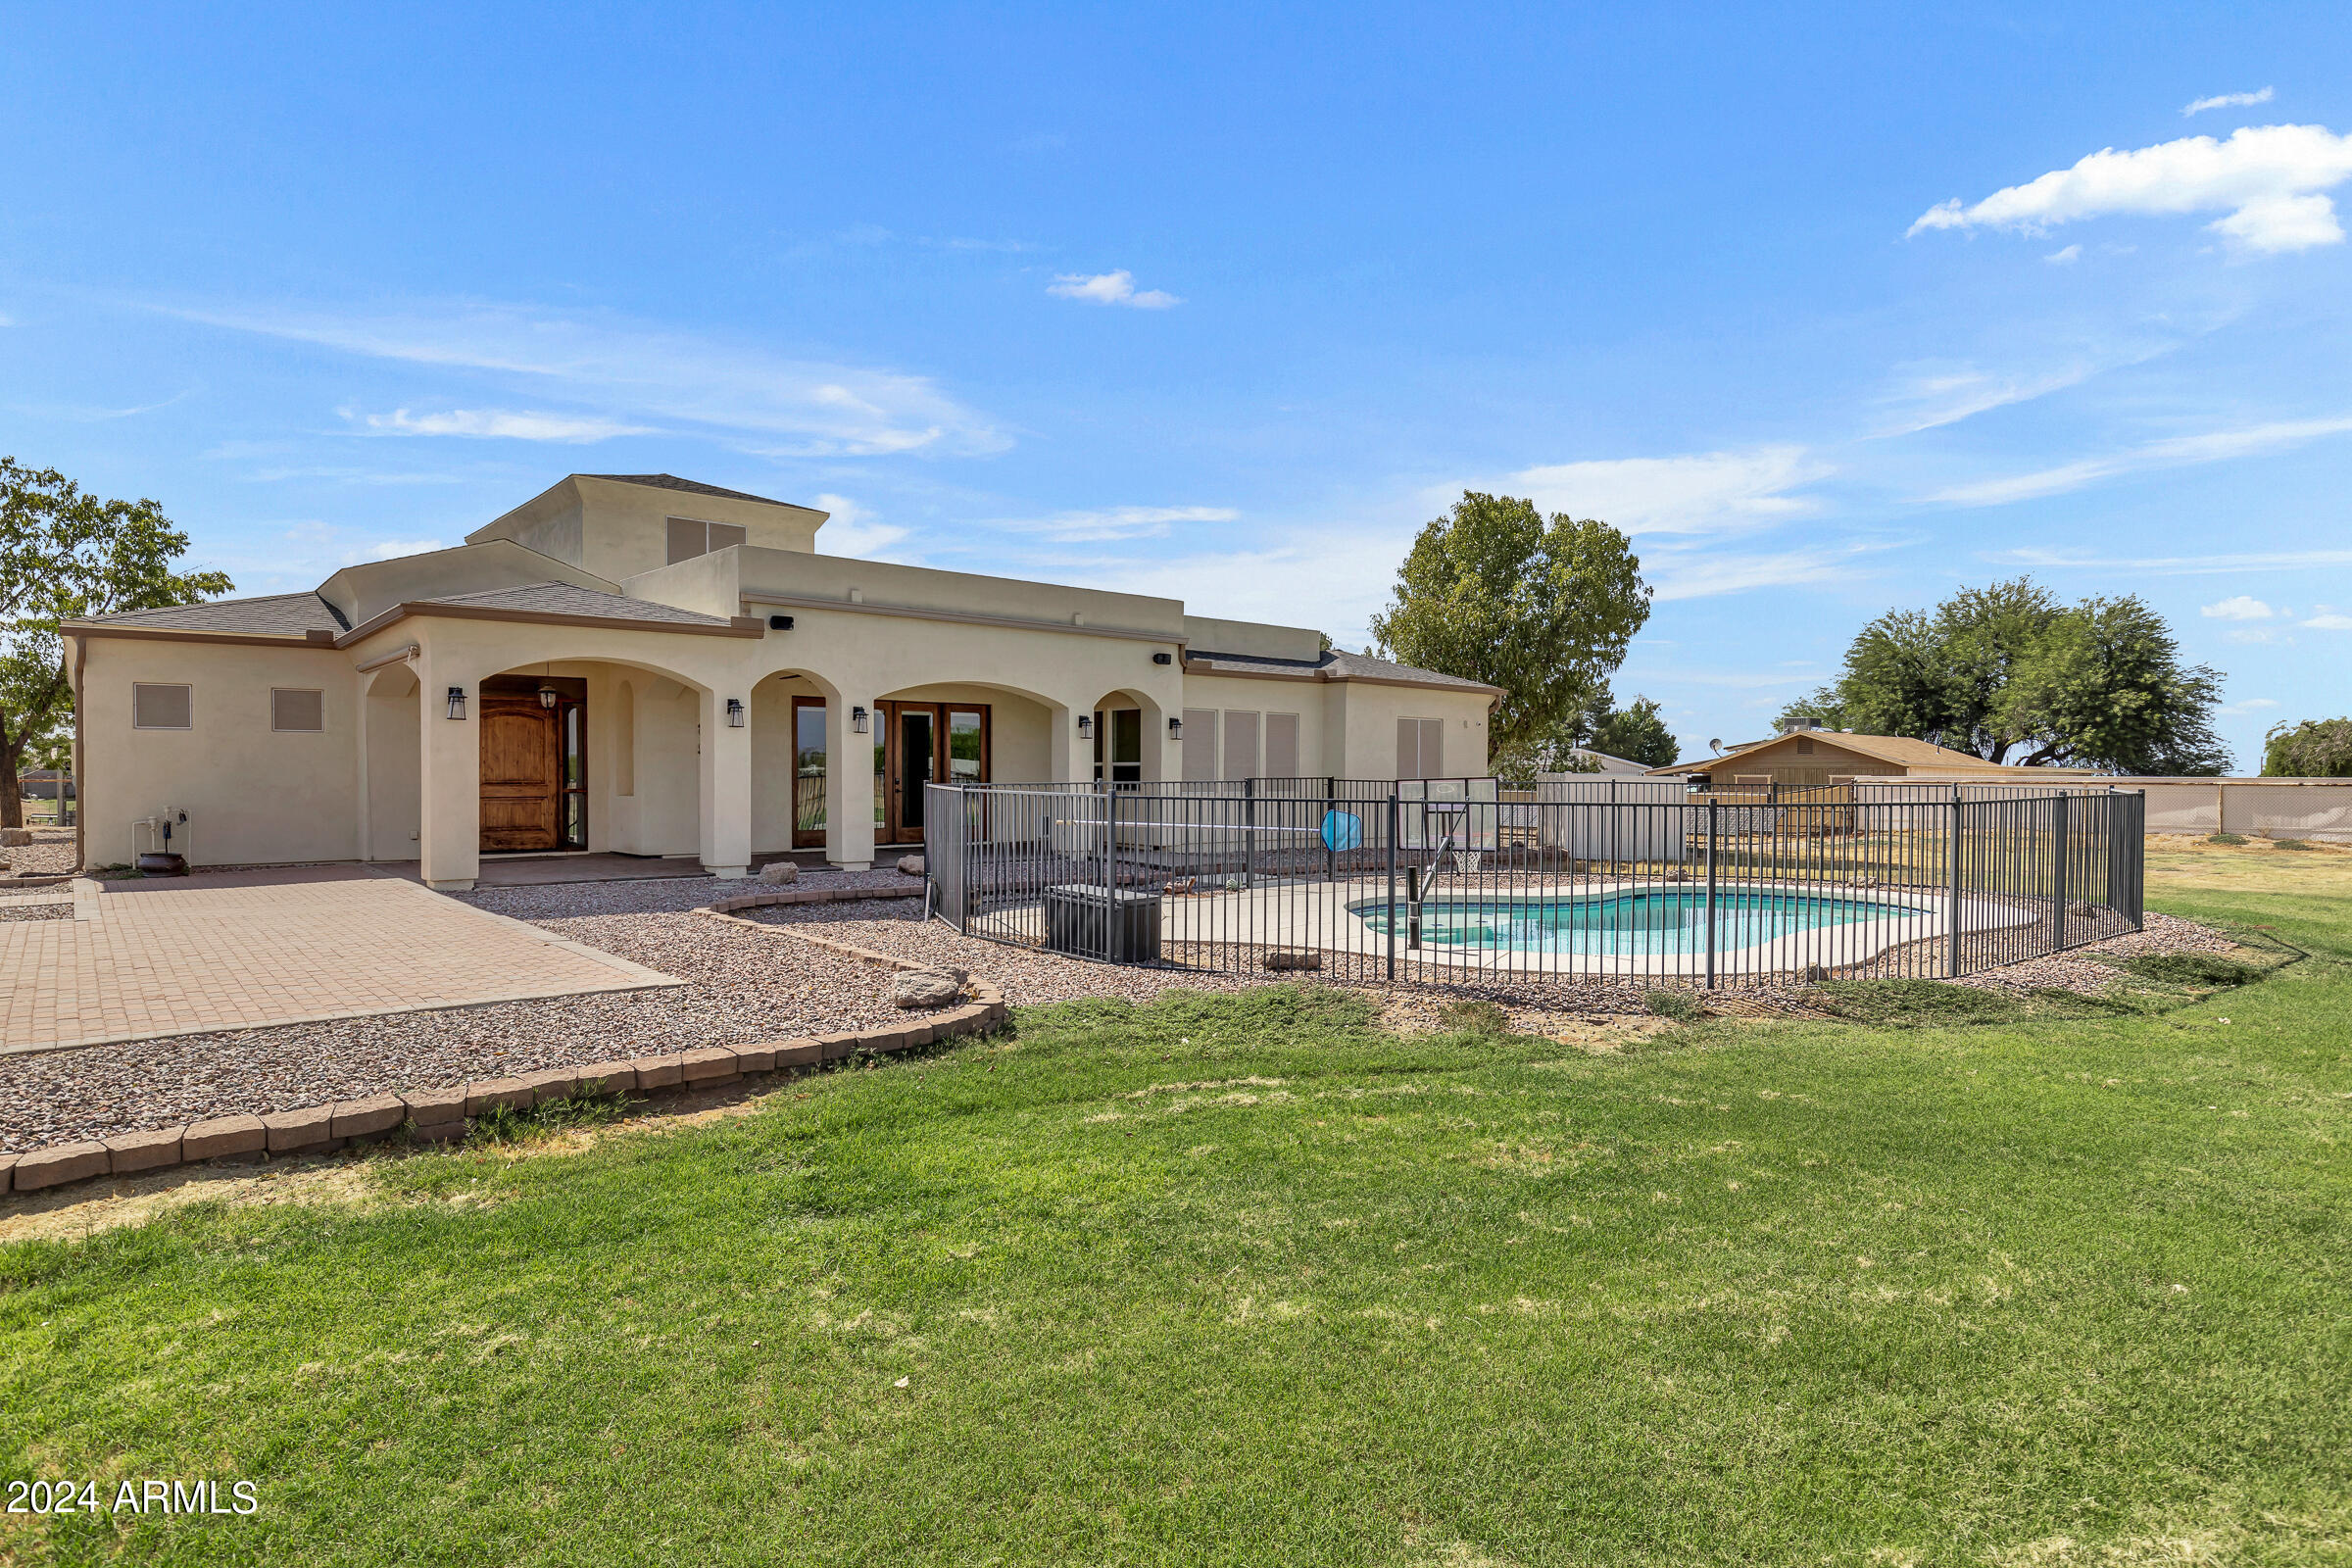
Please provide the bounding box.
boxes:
[0,459,233,826]
[1588,695,1680,769]
[2262,718,2352,777]
[1778,577,2228,775]
[1369,492,1650,775]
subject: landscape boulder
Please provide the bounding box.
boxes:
[758,860,801,885]
[0,827,30,847]
[890,969,964,1009]
[896,854,925,877]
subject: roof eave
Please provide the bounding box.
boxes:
[336,600,763,646]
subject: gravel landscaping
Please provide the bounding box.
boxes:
[4,827,78,878]
[0,872,924,1154]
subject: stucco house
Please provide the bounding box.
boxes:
[1651,725,2105,788]
[65,474,1497,888]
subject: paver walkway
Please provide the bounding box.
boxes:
[0,865,679,1054]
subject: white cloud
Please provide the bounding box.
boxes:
[1992,545,2352,575]
[1926,413,2352,506]
[1046,270,1181,309]
[1872,361,2111,436]
[160,299,1005,458]
[989,504,1237,543]
[1461,445,1832,537]
[2045,243,2082,264]
[2185,87,2274,117]
[1908,123,2352,253]
[363,537,446,562]
[2303,612,2352,630]
[1643,541,1888,602]
[808,493,911,560]
[2220,697,2282,714]
[2201,595,2277,620]
[362,407,651,442]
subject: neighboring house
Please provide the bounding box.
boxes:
[1568,747,1652,776]
[1651,725,2106,788]
[64,474,1497,886]
[19,770,75,801]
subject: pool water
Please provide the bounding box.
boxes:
[1348,888,1911,956]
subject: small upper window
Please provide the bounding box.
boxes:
[271,689,325,733]
[665,517,750,564]
[133,683,192,729]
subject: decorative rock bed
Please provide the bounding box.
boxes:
[0,883,1003,1198]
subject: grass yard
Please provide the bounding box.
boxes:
[3,840,2349,1565]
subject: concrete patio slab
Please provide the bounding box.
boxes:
[0,864,680,1055]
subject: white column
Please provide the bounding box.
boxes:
[825,693,876,869]
[416,657,479,891]
[1047,701,1082,783]
[699,686,753,878]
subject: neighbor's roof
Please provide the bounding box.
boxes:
[1184,646,1501,696]
[578,473,796,508]
[74,592,347,637]
[1645,730,2020,775]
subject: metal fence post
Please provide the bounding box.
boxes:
[1324,775,1336,882]
[2049,791,2069,956]
[1104,784,1120,961]
[1386,791,1399,982]
[1703,797,1719,990]
[1244,775,1257,888]
[1946,787,1962,979]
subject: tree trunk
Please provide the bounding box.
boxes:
[0,726,21,832]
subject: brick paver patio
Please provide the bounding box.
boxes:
[0,866,680,1054]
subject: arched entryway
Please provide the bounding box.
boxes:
[1088,686,1169,784]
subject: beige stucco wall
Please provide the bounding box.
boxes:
[466,476,825,583]
[77,637,362,868]
[1324,679,1492,779]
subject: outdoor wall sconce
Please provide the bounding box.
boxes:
[851,706,869,734]
[725,698,746,728]
[768,613,794,631]
[1077,714,1094,740]
[1152,651,1172,665]
[536,685,559,710]
[1167,715,1184,739]
[445,686,467,721]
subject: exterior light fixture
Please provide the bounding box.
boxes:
[1077,714,1094,740]
[1167,715,1184,739]
[726,698,746,728]
[851,705,868,734]
[446,686,467,721]
[537,685,559,710]
[1152,651,1173,665]
[767,613,794,631]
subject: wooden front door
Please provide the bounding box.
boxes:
[879,701,990,845]
[479,676,588,853]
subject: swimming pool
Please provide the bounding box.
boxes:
[1347,887,1918,956]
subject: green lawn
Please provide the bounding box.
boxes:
[4,843,2349,1565]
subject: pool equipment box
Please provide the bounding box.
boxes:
[1044,884,1163,962]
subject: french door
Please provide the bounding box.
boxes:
[879,701,989,845]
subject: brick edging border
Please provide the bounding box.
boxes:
[0,882,1000,1200]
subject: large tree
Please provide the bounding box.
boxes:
[1778,577,2228,774]
[1369,492,1650,773]
[2262,717,2352,777]
[0,460,233,827]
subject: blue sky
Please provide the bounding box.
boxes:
[5,4,2350,767]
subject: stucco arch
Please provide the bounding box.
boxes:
[1089,685,1170,783]
[362,661,421,860]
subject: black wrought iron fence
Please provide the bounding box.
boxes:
[923,778,2144,995]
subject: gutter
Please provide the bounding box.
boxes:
[740,589,1185,649]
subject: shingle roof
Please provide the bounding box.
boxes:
[578,473,792,508]
[417,582,736,626]
[75,592,346,636]
[1184,646,1500,695]
[1646,729,2027,776]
